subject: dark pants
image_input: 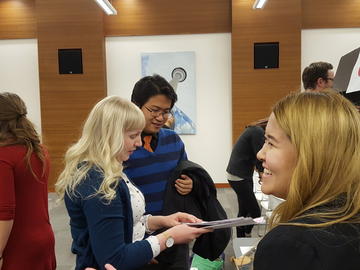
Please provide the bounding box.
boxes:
[138,244,189,270]
[228,179,261,237]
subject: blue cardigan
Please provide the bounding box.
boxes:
[64,167,153,270]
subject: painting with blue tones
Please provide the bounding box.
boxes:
[141,51,196,135]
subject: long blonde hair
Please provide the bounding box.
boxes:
[0,92,45,177]
[269,89,360,228]
[56,96,145,201]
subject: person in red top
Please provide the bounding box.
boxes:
[0,92,56,270]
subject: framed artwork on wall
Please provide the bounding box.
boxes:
[141,51,196,134]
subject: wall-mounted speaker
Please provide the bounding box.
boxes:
[254,42,279,69]
[58,48,83,74]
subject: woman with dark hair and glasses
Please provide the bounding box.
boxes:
[125,74,194,270]
[0,92,56,270]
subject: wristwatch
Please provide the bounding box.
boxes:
[162,232,174,248]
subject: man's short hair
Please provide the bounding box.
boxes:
[302,62,333,90]
[131,74,178,108]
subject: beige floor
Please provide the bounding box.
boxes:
[49,188,260,270]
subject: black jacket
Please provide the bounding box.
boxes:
[162,160,231,261]
[254,213,360,270]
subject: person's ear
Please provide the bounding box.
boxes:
[317,77,326,88]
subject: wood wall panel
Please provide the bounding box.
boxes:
[36,0,107,190]
[0,0,36,39]
[2,0,360,40]
[232,0,302,141]
[302,0,360,29]
[104,0,231,36]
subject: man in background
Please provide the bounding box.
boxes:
[302,61,334,91]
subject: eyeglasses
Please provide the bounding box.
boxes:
[144,106,172,118]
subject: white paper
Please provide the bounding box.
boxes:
[240,246,254,255]
[346,53,360,94]
[186,216,266,230]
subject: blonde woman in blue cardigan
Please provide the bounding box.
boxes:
[56,96,209,270]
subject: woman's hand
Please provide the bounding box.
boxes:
[170,224,211,244]
[162,212,202,227]
[148,212,201,231]
[157,224,212,250]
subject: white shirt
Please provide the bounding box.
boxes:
[123,174,160,258]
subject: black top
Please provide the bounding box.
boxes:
[254,217,360,270]
[227,126,264,179]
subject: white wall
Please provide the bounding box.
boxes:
[106,33,232,183]
[7,29,358,183]
[2,30,359,183]
[0,39,41,132]
[301,28,360,90]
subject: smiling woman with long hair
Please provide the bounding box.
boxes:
[0,92,56,270]
[254,90,360,270]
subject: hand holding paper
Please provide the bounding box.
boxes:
[186,216,266,230]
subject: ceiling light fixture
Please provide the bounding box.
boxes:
[253,0,267,9]
[94,0,117,15]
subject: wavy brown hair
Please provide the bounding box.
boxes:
[0,92,45,176]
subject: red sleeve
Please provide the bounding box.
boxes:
[0,160,15,220]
